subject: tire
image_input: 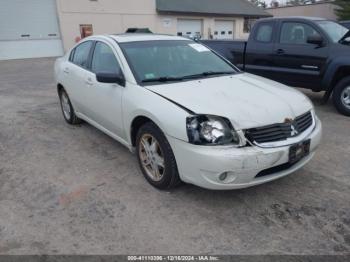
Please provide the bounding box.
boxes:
[333,76,350,116]
[136,122,182,190]
[58,88,82,125]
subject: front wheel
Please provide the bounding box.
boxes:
[136,122,181,190]
[333,77,350,116]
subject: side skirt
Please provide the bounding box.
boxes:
[75,112,133,152]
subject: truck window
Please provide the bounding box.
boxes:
[280,22,320,45]
[255,23,273,43]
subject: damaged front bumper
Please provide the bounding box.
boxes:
[167,117,322,190]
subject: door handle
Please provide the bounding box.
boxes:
[63,68,70,74]
[276,49,285,55]
[85,77,93,86]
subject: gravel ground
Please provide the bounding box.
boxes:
[0,58,349,255]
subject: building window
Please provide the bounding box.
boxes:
[244,17,258,33]
[80,24,93,39]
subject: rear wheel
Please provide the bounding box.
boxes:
[333,77,350,116]
[59,89,82,124]
[136,122,181,190]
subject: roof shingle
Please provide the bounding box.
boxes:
[156,0,271,17]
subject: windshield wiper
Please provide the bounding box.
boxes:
[141,76,184,83]
[182,71,235,79]
[141,71,234,83]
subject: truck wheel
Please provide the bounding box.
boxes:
[333,76,350,116]
[136,122,182,190]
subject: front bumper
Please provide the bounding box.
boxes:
[168,117,322,190]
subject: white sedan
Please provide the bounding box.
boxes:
[54,34,322,190]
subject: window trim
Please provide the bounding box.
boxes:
[68,48,75,62]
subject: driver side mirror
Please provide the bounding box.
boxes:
[96,71,125,86]
[307,35,324,46]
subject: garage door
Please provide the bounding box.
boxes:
[177,19,202,39]
[0,0,64,60]
[214,20,235,40]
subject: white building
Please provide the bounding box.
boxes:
[0,0,271,60]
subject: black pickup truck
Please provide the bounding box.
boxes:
[340,21,350,29]
[201,17,350,116]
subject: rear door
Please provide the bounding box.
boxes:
[272,21,329,89]
[244,21,276,79]
[66,41,94,115]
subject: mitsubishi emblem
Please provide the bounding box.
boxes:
[291,124,299,136]
[285,118,299,137]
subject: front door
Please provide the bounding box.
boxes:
[272,21,329,89]
[84,41,125,138]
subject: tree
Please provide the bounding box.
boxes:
[271,0,280,8]
[249,0,267,8]
[334,0,350,20]
[287,0,308,6]
[249,0,259,5]
[287,0,317,6]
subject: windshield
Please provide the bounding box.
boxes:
[120,40,238,84]
[316,21,349,42]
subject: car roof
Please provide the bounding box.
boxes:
[259,16,328,22]
[108,34,191,43]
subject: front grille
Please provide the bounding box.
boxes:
[255,162,295,178]
[245,111,313,144]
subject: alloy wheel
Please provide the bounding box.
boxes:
[138,134,165,182]
[341,86,350,109]
[61,91,71,121]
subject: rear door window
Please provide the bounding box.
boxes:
[71,41,93,69]
[255,23,273,43]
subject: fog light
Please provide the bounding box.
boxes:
[219,172,228,181]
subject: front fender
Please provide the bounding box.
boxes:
[123,84,190,145]
[322,56,350,91]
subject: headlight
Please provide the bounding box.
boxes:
[186,115,241,145]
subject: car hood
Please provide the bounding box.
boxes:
[146,73,313,130]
